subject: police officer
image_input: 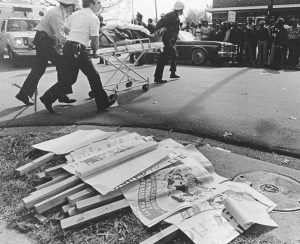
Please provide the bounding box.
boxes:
[153,1,184,83]
[15,0,77,106]
[40,0,116,113]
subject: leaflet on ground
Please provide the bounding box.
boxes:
[32,129,115,155]
[165,181,277,244]
[121,154,220,227]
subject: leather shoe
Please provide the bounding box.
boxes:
[15,92,34,106]
[154,79,167,84]
[97,94,117,111]
[170,73,180,79]
[40,96,55,113]
[58,95,76,104]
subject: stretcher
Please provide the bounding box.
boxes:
[92,38,163,98]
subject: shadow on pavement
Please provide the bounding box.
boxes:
[0,105,29,119]
[0,84,153,128]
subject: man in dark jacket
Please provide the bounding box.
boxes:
[256,20,270,66]
[153,1,184,83]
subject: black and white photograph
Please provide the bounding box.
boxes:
[0,0,300,243]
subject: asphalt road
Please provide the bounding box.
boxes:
[0,58,300,156]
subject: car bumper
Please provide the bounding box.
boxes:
[218,52,237,58]
[13,49,36,57]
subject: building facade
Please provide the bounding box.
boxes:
[206,0,300,24]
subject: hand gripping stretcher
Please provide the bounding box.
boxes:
[89,39,163,99]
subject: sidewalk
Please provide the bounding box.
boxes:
[0,125,299,243]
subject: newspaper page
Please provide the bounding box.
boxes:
[159,139,227,183]
[78,146,173,195]
[224,195,278,228]
[32,129,114,155]
[121,156,219,227]
[65,130,131,163]
[168,181,277,244]
[63,132,151,174]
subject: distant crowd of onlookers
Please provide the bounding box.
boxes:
[131,11,300,70]
[180,18,300,70]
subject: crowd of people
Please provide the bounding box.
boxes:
[14,0,299,113]
[181,18,300,70]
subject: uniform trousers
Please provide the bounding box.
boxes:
[19,31,71,97]
[42,41,109,109]
[154,43,178,80]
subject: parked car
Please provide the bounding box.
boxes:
[175,31,238,66]
[0,18,40,66]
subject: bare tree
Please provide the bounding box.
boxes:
[185,9,206,24]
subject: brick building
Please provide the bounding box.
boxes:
[206,0,300,24]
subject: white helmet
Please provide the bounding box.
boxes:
[58,0,76,5]
[173,1,184,10]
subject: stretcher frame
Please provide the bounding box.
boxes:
[96,38,163,95]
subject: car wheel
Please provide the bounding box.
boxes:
[191,49,207,65]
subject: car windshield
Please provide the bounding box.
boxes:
[7,19,39,32]
[177,31,198,41]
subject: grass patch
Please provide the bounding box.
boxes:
[0,132,284,243]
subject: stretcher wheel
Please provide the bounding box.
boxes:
[126,81,133,88]
[88,91,94,98]
[142,84,149,92]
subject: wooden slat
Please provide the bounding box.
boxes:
[36,172,47,180]
[68,207,78,216]
[51,171,71,180]
[23,175,81,209]
[16,152,55,175]
[140,225,179,244]
[61,199,129,229]
[75,189,123,213]
[35,172,71,190]
[62,204,72,213]
[67,188,96,207]
[34,183,87,213]
[45,164,67,177]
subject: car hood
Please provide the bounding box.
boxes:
[6,31,36,38]
[177,40,232,46]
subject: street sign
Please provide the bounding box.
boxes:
[228,10,236,22]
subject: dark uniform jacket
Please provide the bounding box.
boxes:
[155,11,180,45]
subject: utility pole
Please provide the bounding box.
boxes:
[267,0,274,23]
[131,0,134,24]
[154,0,158,23]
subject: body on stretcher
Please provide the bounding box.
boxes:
[88,38,163,98]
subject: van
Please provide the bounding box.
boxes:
[0,1,47,66]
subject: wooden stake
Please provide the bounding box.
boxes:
[16,152,55,175]
[45,164,67,177]
[23,175,81,209]
[67,207,78,216]
[140,225,179,244]
[62,204,72,213]
[61,199,129,229]
[35,172,71,191]
[75,189,123,213]
[67,188,96,207]
[34,183,87,213]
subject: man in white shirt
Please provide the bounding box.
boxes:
[16,0,77,106]
[40,0,116,113]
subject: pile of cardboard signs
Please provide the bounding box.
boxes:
[17,129,278,244]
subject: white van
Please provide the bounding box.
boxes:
[0,1,47,66]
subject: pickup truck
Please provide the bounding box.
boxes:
[0,17,40,66]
